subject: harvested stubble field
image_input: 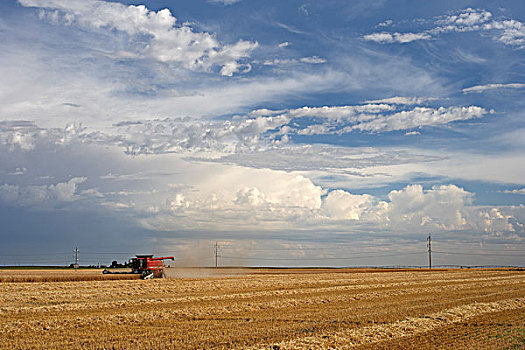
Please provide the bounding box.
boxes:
[0,268,524,349]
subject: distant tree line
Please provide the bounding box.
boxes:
[109,260,131,268]
[67,260,131,269]
[69,264,109,269]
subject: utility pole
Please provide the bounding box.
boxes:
[426,235,432,270]
[214,242,219,268]
[74,247,79,271]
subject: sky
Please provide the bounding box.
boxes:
[0,0,524,267]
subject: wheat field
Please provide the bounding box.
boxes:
[0,268,524,349]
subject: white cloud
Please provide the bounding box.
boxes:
[363,32,431,43]
[369,185,524,236]
[462,83,525,93]
[504,188,525,195]
[261,56,327,66]
[282,105,487,135]
[489,20,525,46]
[142,169,326,231]
[364,96,437,105]
[192,144,442,172]
[0,55,352,127]
[0,103,488,157]
[0,177,87,206]
[383,184,471,231]
[364,8,525,48]
[207,0,241,5]
[234,187,266,206]
[351,106,488,132]
[436,8,492,27]
[261,58,298,66]
[394,32,432,43]
[363,32,395,43]
[140,177,525,238]
[19,0,257,76]
[0,121,86,152]
[286,104,396,119]
[300,56,327,64]
[1,131,521,240]
[109,114,290,155]
[7,167,27,176]
[378,19,393,27]
[321,190,375,220]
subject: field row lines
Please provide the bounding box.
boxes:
[2,273,522,308]
[2,280,523,333]
[251,297,525,349]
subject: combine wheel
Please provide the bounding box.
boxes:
[141,271,154,279]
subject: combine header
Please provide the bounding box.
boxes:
[103,255,174,279]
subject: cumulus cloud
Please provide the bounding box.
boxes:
[123,104,485,152]
[0,177,87,206]
[261,56,327,66]
[462,83,525,93]
[111,114,290,155]
[273,105,487,135]
[141,178,525,239]
[363,32,431,43]
[321,190,375,220]
[286,104,396,119]
[19,0,257,76]
[383,184,472,230]
[329,184,525,237]
[144,171,326,231]
[503,188,525,195]
[0,115,290,155]
[0,121,86,152]
[364,8,525,47]
[489,20,525,46]
[235,187,266,206]
[300,56,327,64]
[0,103,489,157]
[1,129,521,240]
[373,185,525,237]
[350,106,488,132]
[435,8,492,27]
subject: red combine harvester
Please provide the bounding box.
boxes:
[103,255,174,279]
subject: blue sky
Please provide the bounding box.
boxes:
[0,0,524,267]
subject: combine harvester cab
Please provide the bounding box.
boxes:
[103,255,174,279]
[132,255,174,279]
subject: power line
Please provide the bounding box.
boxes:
[0,252,71,257]
[431,241,525,245]
[220,252,425,261]
[218,242,426,251]
[1,237,524,266]
[433,251,524,257]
